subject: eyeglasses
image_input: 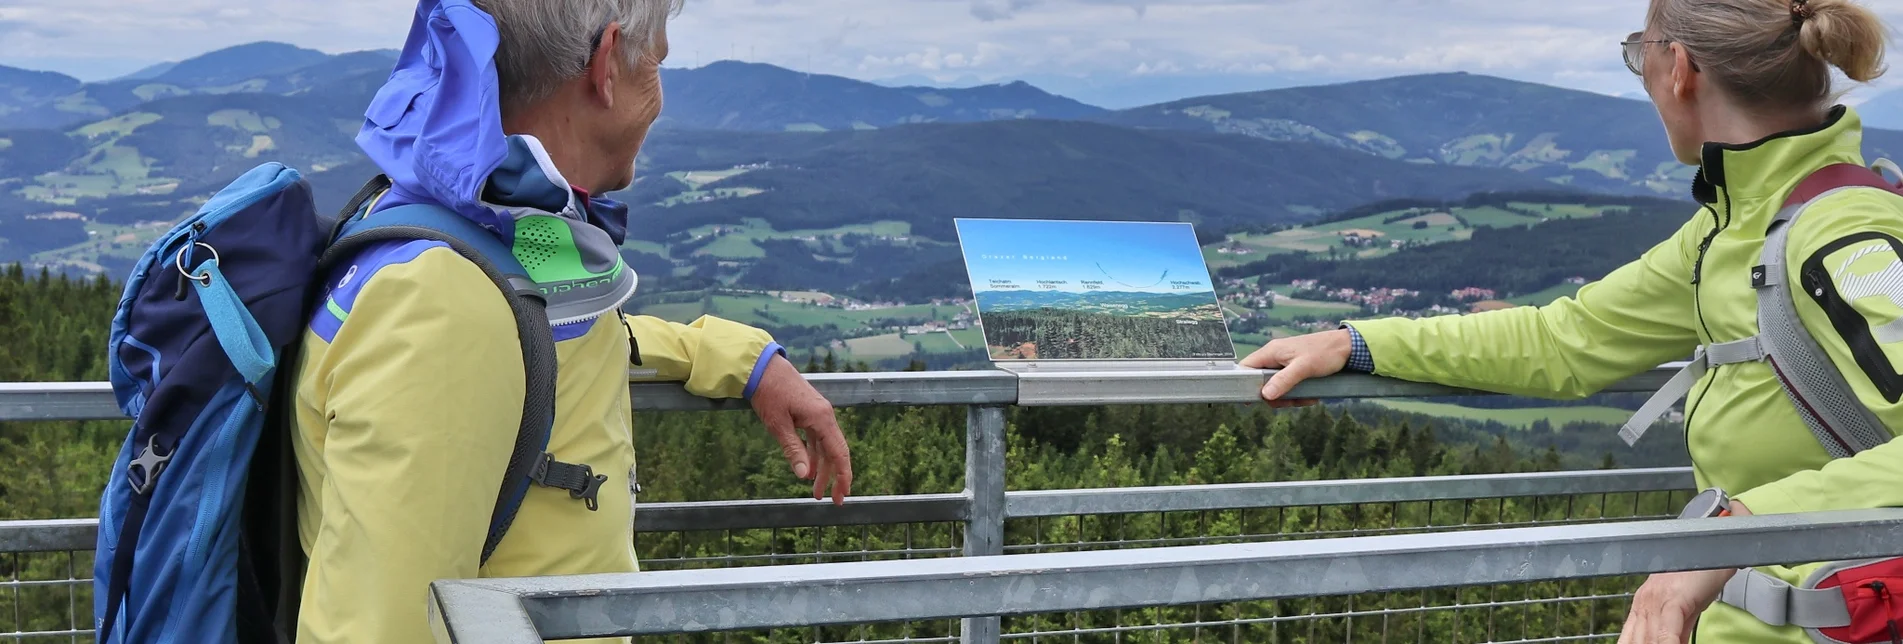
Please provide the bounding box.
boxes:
[1621,31,1700,76]
[1621,31,1671,75]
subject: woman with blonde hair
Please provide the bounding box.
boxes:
[1243,0,1898,642]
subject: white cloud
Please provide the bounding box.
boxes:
[0,0,1899,104]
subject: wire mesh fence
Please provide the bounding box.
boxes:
[0,550,92,642]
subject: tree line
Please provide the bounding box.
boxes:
[980,308,1235,360]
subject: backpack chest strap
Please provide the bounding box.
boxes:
[1618,338,1766,446]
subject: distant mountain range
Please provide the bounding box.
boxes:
[656,61,1106,131]
[1102,73,1687,195]
[0,43,397,131]
[6,40,1903,281]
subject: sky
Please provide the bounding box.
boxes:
[955,219,1213,294]
[3,0,1901,108]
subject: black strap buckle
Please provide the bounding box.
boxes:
[127,435,173,496]
[528,453,607,512]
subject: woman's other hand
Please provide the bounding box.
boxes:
[1239,329,1353,407]
[1614,502,1752,643]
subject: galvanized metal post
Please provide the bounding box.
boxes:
[961,405,1007,644]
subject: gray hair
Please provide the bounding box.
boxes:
[471,0,685,114]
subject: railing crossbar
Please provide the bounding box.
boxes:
[0,365,1688,421]
[434,508,1903,641]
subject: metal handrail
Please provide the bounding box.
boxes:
[0,364,1685,421]
[430,509,1903,642]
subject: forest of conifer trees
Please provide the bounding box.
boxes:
[0,265,1676,641]
[980,308,1235,360]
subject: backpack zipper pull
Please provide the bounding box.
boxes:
[1868,581,1901,644]
[619,314,642,366]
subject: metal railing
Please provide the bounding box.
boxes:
[432,508,1903,642]
[0,363,1747,643]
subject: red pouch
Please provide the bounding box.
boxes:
[1812,558,1903,644]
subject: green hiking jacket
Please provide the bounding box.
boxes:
[1349,105,1903,642]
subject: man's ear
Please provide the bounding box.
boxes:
[588,22,624,108]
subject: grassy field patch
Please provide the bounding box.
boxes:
[207,109,275,132]
[1445,133,1511,165]
[54,94,108,118]
[843,333,917,360]
[1508,133,1570,164]
[131,84,188,102]
[695,234,766,259]
[74,112,161,138]
[912,329,981,353]
[242,135,276,158]
[1262,299,1361,323]
[1570,150,1638,179]
[623,239,669,257]
[1398,212,1459,227]
[674,168,755,189]
[91,146,152,179]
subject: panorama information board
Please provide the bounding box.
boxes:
[954,218,1235,362]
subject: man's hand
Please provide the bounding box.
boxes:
[1616,502,1750,643]
[1239,329,1353,408]
[749,354,853,504]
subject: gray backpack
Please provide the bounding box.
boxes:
[1621,160,1903,642]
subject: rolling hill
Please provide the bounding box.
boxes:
[655,61,1107,131]
[144,42,334,89]
[0,67,83,129]
[622,118,1558,242]
[0,43,395,131]
[1101,72,1903,195]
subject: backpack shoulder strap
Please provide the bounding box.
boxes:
[1754,162,1903,458]
[319,198,565,565]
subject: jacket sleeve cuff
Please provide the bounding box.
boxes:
[1341,324,1375,373]
[743,342,786,399]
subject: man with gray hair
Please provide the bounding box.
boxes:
[286,1,853,641]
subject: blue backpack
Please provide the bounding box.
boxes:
[93,162,598,642]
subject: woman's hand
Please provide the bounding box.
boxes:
[1239,329,1353,407]
[1616,502,1752,643]
[1616,569,1733,644]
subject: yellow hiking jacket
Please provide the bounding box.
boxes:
[288,237,776,643]
[1350,106,1903,642]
